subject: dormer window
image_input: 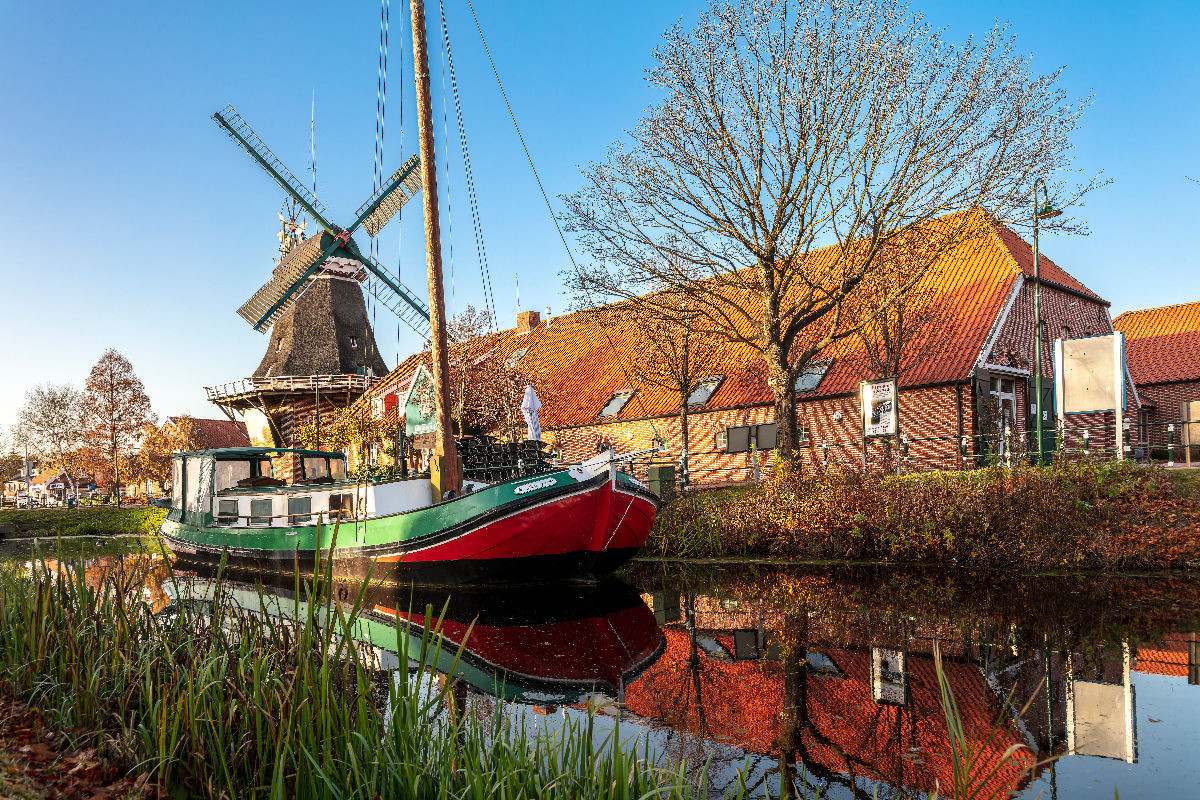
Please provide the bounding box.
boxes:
[598,390,635,418]
[507,346,531,368]
[794,359,833,395]
[687,375,725,407]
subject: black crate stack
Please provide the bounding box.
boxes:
[456,437,554,483]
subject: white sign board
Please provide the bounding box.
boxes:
[871,647,907,706]
[861,378,898,438]
[49,482,64,490]
[1054,333,1125,415]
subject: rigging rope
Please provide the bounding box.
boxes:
[439,0,498,331]
[462,0,661,435]
[437,1,456,311]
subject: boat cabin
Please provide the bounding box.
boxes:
[168,447,362,529]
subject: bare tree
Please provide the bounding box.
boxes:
[417,306,530,439]
[81,349,156,504]
[15,383,87,499]
[564,0,1096,462]
[620,298,721,487]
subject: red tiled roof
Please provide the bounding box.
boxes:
[990,224,1105,302]
[1113,300,1200,385]
[168,417,251,448]
[361,212,1104,430]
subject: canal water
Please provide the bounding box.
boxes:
[4,545,1198,799]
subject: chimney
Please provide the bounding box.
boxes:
[517,310,541,334]
[544,306,552,327]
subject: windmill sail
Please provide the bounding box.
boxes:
[212,105,333,232]
[356,153,423,237]
[237,235,327,329]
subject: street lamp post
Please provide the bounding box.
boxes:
[112,410,121,508]
[1032,178,1061,466]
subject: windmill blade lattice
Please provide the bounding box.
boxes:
[361,253,431,339]
[237,235,328,329]
[357,153,422,237]
[212,106,332,231]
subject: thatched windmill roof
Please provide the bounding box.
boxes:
[254,274,389,378]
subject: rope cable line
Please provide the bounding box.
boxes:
[439,0,498,331]
[462,0,661,437]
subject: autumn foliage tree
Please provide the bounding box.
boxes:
[418,306,528,439]
[81,349,155,502]
[15,383,87,498]
[128,417,207,491]
[565,0,1095,464]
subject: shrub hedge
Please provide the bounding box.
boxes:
[649,461,1200,570]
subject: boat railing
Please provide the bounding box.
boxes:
[213,509,365,528]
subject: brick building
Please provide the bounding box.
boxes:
[353,212,1126,483]
[1114,300,1200,458]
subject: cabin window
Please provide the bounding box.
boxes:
[329,458,347,481]
[184,458,203,513]
[288,496,312,526]
[687,376,725,407]
[328,492,354,521]
[250,499,273,526]
[303,457,330,481]
[794,360,833,395]
[598,390,635,418]
[216,500,239,526]
[507,346,531,367]
[171,458,183,510]
[215,461,252,491]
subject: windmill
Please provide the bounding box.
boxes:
[212,105,430,337]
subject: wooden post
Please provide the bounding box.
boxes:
[410,0,458,498]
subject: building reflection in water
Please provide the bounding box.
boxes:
[629,581,1200,799]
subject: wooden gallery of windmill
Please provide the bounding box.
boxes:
[202,107,431,481]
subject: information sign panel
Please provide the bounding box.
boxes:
[861,377,898,438]
[1054,333,1125,414]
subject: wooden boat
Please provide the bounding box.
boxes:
[161,446,659,585]
[167,565,665,703]
[161,0,663,584]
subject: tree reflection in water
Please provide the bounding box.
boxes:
[625,562,1200,799]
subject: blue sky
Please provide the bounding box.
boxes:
[1,0,1197,431]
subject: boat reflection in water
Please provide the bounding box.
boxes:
[166,560,666,706]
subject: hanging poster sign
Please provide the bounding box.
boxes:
[860,377,898,438]
[401,364,437,438]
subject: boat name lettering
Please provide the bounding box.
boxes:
[513,477,557,495]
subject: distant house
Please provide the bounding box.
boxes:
[352,211,1127,482]
[28,465,100,503]
[1114,300,1200,454]
[165,416,251,449]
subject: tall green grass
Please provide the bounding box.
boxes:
[0,553,731,799]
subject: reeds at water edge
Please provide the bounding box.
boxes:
[0,542,731,799]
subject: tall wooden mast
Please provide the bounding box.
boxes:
[410,0,459,497]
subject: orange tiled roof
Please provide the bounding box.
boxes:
[362,212,1103,430]
[168,417,252,449]
[1113,300,1200,385]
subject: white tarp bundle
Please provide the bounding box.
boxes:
[521,385,542,442]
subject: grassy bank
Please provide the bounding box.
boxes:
[0,558,726,800]
[0,506,165,538]
[649,461,1200,569]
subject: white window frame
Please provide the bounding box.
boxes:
[598,390,635,418]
